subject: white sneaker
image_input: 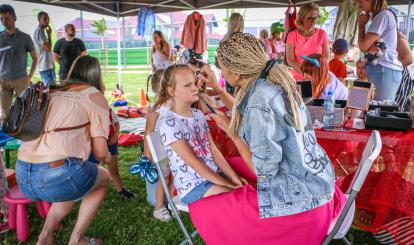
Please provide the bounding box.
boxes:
[153,207,172,222]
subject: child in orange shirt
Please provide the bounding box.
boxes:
[329,39,349,81]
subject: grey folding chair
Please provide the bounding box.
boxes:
[146,131,198,245]
[322,130,382,245]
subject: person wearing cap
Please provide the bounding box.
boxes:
[269,22,285,63]
[329,38,349,81]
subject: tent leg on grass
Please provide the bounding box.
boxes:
[117,2,122,88]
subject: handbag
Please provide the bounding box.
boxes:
[2,81,90,141]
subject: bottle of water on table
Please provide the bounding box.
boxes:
[323,91,335,129]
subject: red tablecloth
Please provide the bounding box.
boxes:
[316,129,414,244]
[208,120,239,159]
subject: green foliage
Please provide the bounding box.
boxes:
[318,7,329,26]
[91,18,108,37]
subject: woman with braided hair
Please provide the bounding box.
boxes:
[192,32,346,244]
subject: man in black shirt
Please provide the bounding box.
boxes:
[53,24,87,80]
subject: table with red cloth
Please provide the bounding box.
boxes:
[315,129,414,243]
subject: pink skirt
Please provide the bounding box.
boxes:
[188,157,346,245]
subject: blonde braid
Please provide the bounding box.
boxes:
[217,32,304,136]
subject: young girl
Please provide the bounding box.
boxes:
[301,53,349,100]
[157,64,244,204]
[143,69,174,221]
[67,55,135,199]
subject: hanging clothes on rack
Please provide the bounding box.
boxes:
[136,7,156,37]
[181,11,207,60]
[333,0,360,48]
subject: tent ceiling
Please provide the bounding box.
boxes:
[15,0,412,17]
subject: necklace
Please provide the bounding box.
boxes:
[298,27,315,37]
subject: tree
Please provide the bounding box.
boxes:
[92,18,108,69]
[318,8,329,26]
[91,18,108,50]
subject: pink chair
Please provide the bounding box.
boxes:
[4,186,55,242]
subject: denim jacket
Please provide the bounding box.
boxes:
[237,78,335,219]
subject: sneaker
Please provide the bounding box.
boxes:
[0,223,9,234]
[153,207,172,222]
[117,188,136,199]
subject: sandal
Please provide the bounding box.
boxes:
[153,207,172,222]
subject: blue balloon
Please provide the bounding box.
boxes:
[130,155,159,184]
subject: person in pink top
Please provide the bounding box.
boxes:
[269,22,285,63]
[286,3,330,80]
[258,29,272,58]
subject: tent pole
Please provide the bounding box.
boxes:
[407,0,413,38]
[123,16,127,69]
[116,2,122,87]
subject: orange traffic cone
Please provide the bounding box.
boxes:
[140,88,148,108]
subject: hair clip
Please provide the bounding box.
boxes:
[301,55,320,68]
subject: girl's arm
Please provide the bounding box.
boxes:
[108,121,120,145]
[207,132,244,186]
[161,44,171,59]
[143,110,159,159]
[169,139,238,189]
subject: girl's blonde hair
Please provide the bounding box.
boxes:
[259,29,269,40]
[217,32,304,136]
[371,0,388,16]
[295,3,319,27]
[153,64,193,109]
[300,53,329,99]
[223,13,244,40]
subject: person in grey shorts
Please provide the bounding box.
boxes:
[0,4,37,120]
[33,11,55,86]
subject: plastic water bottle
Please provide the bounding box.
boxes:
[323,91,335,129]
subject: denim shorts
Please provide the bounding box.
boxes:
[39,69,56,87]
[366,63,403,101]
[88,143,118,164]
[16,157,98,202]
[181,172,226,204]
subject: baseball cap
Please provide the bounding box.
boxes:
[332,38,349,53]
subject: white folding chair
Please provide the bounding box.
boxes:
[146,131,198,245]
[322,130,382,245]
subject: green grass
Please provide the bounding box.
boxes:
[1,71,378,244]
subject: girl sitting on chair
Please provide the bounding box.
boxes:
[157,64,246,204]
